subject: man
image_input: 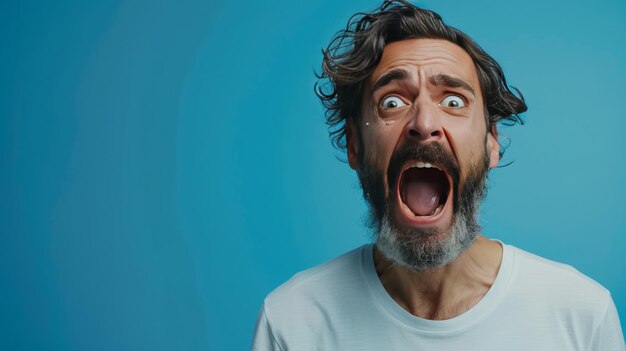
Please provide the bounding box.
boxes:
[252,1,625,349]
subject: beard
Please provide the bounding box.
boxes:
[357,140,490,271]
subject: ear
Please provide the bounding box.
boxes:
[487,124,500,169]
[346,121,360,170]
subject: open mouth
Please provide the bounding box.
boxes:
[398,162,451,218]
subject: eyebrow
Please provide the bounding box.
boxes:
[428,74,475,96]
[371,68,411,94]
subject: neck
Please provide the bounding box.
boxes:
[373,235,502,320]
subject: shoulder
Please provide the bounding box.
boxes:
[259,245,370,338]
[511,245,609,294]
[507,244,612,316]
[264,245,368,310]
[504,245,625,347]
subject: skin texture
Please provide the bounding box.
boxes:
[347,39,503,320]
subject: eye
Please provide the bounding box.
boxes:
[381,96,407,110]
[440,95,466,108]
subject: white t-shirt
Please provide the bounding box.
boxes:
[252,242,625,350]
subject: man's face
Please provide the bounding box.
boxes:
[346,39,500,270]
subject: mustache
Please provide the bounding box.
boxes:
[387,142,460,195]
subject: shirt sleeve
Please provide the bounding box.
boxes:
[251,304,284,351]
[589,296,626,351]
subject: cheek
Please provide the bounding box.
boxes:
[360,121,401,167]
[444,122,487,168]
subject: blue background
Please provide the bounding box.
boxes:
[2,0,625,349]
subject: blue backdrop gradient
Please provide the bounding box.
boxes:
[2,0,625,350]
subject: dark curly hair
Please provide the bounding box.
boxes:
[315,0,527,157]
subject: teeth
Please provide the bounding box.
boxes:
[431,204,443,216]
[412,162,438,170]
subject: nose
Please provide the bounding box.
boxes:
[404,101,444,143]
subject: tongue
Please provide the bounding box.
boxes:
[403,180,441,216]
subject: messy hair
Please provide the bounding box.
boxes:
[315,0,527,156]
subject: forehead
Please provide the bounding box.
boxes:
[369,38,479,89]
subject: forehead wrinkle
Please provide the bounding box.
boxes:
[370,61,418,87]
[372,39,477,89]
[377,48,464,71]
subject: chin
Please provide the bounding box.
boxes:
[375,198,481,272]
